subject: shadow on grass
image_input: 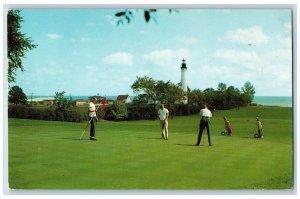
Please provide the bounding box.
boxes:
[136,137,162,140]
[176,143,196,147]
[240,136,255,139]
[62,137,90,141]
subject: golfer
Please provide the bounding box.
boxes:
[256,117,264,138]
[88,97,98,141]
[158,104,169,140]
[196,104,213,146]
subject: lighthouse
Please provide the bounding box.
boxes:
[180,59,188,93]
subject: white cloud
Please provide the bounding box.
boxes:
[46,34,62,40]
[214,49,261,70]
[268,49,292,62]
[225,26,269,45]
[102,52,133,66]
[142,48,190,67]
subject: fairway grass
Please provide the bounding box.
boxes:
[8,106,293,190]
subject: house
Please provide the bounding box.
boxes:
[27,97,55,106]
[116,95,132,104]
[74,99,88,106]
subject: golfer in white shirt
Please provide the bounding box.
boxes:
[196,104,212,146]
[88,97,98,140]
[158,104,169,140]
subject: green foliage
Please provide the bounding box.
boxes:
[131,76,157,102]
[242,81,256,105]
[127,104,156,120]
[115,9,178,25]
[53,91,72,114]
[8,104,28,118]
[8,105,86,122]
[7,9,37,83]
[188,82,256,109]
[105,101,128,121]
[131,76,185,120]
[8,85,28,105]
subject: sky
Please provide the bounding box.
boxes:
[9,8,293,96]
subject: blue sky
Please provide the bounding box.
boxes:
[11,9,292,96]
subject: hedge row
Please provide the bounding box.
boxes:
[8,104,205,122]
[126,104,202,120]
[8,105,86,122]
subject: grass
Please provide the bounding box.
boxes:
[8,106,293,190]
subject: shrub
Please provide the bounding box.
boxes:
[105,101,128,121]
[127,104,154,120]
[8,105,28,119]
[8,105,87,122]
[27,108,44,120]
[64,110,86,122]
[97,108,105,120]
[54,111,65,121]
[43,108,56,121]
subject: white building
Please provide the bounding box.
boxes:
[116,95,132,104]
[180,59,188,104]
[180,59,188,92]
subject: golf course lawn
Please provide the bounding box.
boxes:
[8,106,293,190]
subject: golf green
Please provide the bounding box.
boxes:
[8,106,293,190]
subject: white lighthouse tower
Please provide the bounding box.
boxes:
[180,59,188,92]
[180,59,188,104]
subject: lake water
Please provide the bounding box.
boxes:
[253,96,292,107]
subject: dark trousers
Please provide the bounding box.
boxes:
[258,129,263,137]
[89,117,96,138]
[196,117,212,146]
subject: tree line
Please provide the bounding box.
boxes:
[8,77,255,122]
[131,76,255,115]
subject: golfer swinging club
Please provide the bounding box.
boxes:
[158,104,169,140]
[196,104,213,146]
[88,97,98,141]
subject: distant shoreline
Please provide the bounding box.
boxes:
[252,96,292,107]
[26,95,292,107]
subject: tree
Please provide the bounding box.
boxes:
[217,83,227,92]
[164,83,184,117]
[188,89,203,106]
[202,88,216,108]
[225,86,238,109]
[7,9,37,83]
[8,85,28,105]
[53,91,72,114]
[155,80,171,104]
[241,81,255,105]
[131,76,158,119]
[115,9,178,25]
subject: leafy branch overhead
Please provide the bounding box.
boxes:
[115,9,179,26]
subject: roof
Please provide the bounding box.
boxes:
[181,59,187,69]
[75,99,88,102]
[27,97,55,102]
[117,95,130,101]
